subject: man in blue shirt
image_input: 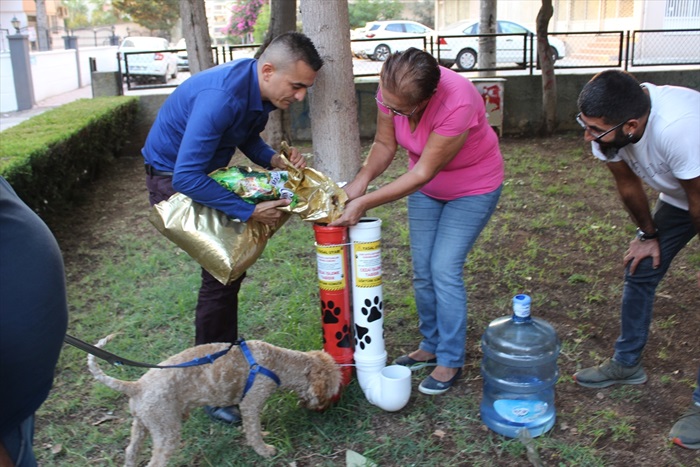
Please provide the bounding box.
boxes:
[142,32,323,425]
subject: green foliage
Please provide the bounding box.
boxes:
[252,2,271,44]
[412,0,435,27]
[62,0,90,29]
[112,0,179,35]
[0,97,139,213]
[348,0,405,28]
[62,0,123,28]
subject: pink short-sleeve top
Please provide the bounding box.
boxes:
[378,66,504,200]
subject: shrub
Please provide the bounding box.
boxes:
[0,96,139,212]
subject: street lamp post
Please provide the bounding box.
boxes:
[11,16,20,34]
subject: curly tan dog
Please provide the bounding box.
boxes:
[87,335,341,466]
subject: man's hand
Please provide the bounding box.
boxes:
[271,146,307,170]
[249,199,290,226]
[624,237,661,275]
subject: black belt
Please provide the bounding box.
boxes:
[145,164,174,177]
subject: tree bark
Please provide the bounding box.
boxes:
[257,0,297,149]
[299,0,362,183]
[180,0,214,75]
[478,0,497,76]
[35,0,51,51]
[537,0,557,136]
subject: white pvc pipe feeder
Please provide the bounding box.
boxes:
[349,217,411,412]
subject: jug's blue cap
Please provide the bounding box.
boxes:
[513,294,531,318]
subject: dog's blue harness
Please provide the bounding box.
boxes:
[239,339,281,397]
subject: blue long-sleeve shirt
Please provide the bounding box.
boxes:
[142,58,278,221]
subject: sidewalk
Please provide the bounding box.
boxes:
[0,85,93,132]
[0,84,176,132]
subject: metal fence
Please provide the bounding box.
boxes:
[120,28,699,90]
[120,43,259,90]
[351,28,700,76]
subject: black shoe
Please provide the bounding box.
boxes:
[418,368,463,395]
[204,405,242,425]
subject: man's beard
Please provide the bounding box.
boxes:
[598,128,633,160]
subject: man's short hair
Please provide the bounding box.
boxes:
[578,70,650,124]
[260,31,324,72]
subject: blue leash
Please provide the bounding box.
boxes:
[65,334,281,395]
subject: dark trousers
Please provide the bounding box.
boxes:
[146,174,245,345]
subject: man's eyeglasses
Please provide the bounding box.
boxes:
[375,90,419,118]
[575,112,628,141]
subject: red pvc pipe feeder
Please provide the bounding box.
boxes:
[313,224,354,386]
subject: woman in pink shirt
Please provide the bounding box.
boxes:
[330,48,504,395]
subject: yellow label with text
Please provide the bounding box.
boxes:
[316,245,345,290]
[353,240,382,288]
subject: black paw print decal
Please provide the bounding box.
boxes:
[361,295,383,323]
[355,324,371,350]
[335,324,353,348]
[321,299,341,324]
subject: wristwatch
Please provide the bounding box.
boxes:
[636,227,659,241]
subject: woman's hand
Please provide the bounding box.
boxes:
[341,178,369,201]
[328,198,367,227]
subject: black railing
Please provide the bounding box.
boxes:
[118,49,180,90]
[116,29,698,90]
[349,28,699,76]
[630,29,700,67]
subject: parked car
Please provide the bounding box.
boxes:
[350,27,367,40]
[351,20,436,61]
[175,38,188,71]
[118,36,178,84]
[438,20,566,70]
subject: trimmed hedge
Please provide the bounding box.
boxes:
[0,96,140,212]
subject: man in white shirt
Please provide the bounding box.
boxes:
[573,69,700,450]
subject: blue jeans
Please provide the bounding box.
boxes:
[0,415,36,467]
[612,200,699,403]
[408,187,502,368]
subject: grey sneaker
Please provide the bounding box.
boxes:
[669,403,700,450]
[573,358,647,388]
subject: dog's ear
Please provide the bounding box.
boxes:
[302,352,341,408]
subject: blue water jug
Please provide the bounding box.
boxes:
[480,294,560,438]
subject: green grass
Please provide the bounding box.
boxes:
[32,133,699,466]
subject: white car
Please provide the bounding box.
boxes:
[175,37,189,71]
[438,20,566,70]
[351,20,436,61]
[118,36,178,84]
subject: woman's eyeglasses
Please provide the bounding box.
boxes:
[375,90,419,118]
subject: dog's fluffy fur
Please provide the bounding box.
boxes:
[88,335,341,466]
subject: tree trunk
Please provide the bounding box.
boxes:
[180,0,214,75]
[537,0,557,136]
[299,0,362,183]
[478,0,497,76]
[257,0,297,149]
[35,0,51,51]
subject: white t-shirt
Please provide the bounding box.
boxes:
[592,83,700,210]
